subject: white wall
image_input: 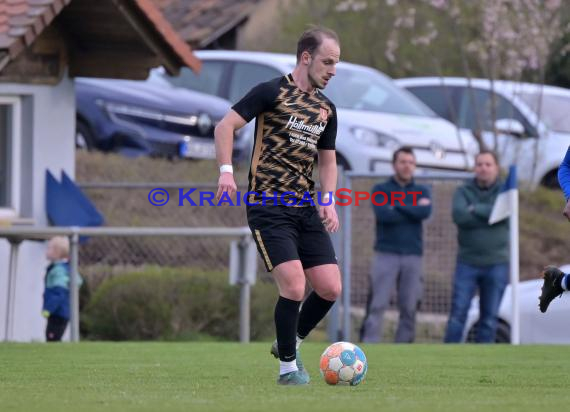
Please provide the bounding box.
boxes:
[0,73,75,341]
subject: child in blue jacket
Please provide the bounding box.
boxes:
[42,236,82,341]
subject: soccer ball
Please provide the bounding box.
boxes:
[319,341,367,386]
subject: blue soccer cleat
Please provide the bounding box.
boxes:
[277,370,310,386]
[270,340,310,382]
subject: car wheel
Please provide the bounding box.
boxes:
[495,321,511,343]
[540,169,559,189]
[76,120,96,150]
[466,320,511,343]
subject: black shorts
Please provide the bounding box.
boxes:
[246,205,337,272]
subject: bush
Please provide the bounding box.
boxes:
[82,267,276,341]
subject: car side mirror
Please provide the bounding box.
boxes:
[494,118,525,138]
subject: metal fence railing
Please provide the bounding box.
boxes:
[336,170,474,342]
[0,226,256,343]
[78,183,249,271]
[78,172,475,343]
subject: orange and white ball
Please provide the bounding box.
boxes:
[319,341,367,386]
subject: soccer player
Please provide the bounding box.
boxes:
[538,146,570,313]
[214,27,342,385]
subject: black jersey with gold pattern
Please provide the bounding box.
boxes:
[232,74,337,206]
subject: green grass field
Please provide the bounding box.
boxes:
[1,342,568,412]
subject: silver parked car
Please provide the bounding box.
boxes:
[149,51,477,173]
[396,77,570,188]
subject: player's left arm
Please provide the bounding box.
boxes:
[317,149,339,233]
[316,104,339,233]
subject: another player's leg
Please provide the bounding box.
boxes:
[539,266,569,313]
[272,260,310,385]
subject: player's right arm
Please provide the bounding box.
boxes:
[215,79,280,202]
[215,110,247,201]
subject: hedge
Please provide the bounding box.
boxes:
[82,267,277,341]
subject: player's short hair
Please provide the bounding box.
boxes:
[49,236,70,259]
[476,150,499,165]
[296,26,340,63]
[392,146,415,163]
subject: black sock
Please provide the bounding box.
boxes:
[297,291,336,339]
[275,296,301,362]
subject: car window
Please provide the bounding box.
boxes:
[228,62,282,103]
[325,68,436,117]
[162,61,227,97]
[518,92,570,134]
[405,85,460,123]
[457,87,534,135]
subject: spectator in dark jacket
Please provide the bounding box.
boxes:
[444,151,509,343]
[360,146,432,343]
[42,236,81,342]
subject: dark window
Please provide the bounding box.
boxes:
[326,69,435,116]
[405,85,460,123]
[0,104,11,207]
[457,87,535,136]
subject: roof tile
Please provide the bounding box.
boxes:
[135,0,201,72]
[7,4,29,15]
[8,15,35,26]
[0,0,200,74]
[150,0,261,47]
[8,26,27,37]
[27,0,56,5]
[27,6,47,17]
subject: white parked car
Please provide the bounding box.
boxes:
[396,77,570,188]
[149,51,476,173]
[463,265,570,343]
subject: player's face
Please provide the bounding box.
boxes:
[46,241,58,261]
[393,152,416,183]
[474,153,499,186]
[307,38,340,90]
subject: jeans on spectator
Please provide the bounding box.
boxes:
[444,260,508,343]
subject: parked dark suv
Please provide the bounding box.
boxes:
[75,78,248,161]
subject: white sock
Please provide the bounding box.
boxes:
[562,274,569,291]
[280,360,298,376]
[296,335,303,350]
